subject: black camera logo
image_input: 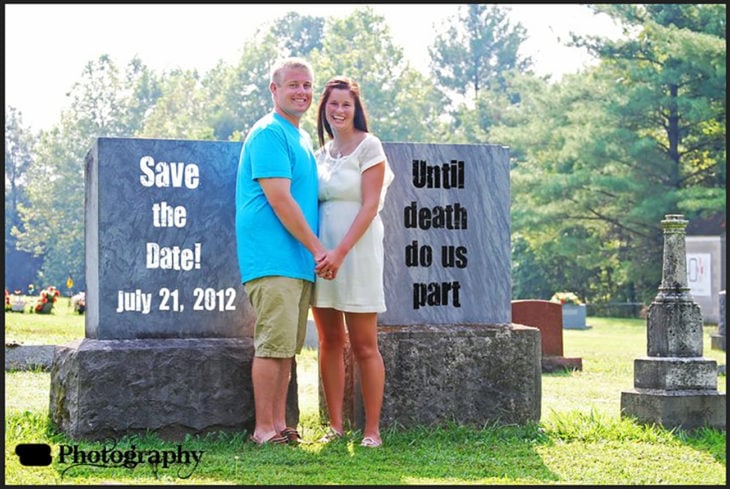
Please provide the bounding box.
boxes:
[15,443,52,466]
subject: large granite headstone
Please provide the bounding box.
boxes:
[711,290,725,351]
[685,235,725,325]
[85,138,252,339]
[379,144,511,325]
[330,143,541,430]
[49,138,276,441]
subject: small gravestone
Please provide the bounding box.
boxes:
[711,290,725,351]
[561,304,589,329]
[511,300,582,373]
[621,214,725,430]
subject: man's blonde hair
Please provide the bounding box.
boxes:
[270,57,313,86]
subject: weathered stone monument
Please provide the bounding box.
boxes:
[49,138,269,440]
[621,214,725,430]
[331,143,542,429]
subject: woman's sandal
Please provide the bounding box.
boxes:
[317,428,344,444]
[249,432,288,446]
[360,436,382,448]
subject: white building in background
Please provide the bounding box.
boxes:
[686,235,726,325]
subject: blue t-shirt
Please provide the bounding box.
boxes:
[235,112,319,284]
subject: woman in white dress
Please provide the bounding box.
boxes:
[311,77,394,448]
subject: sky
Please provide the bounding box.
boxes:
[4,4,622,132]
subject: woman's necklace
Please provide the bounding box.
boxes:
[331,134,364,159]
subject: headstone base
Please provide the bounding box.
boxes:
[621,389,725,431]
[5,344,55,371]
[325,324,542,430]
[49,338,299,441]
[542,356,582,373]
[633,357,719,390]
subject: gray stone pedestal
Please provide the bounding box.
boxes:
[50,338,300,441]
[326,324,541,430]
[379,324,542,427]
[621,390,725,430]
[621,355,725,430]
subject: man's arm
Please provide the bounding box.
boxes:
[259,177,326,262]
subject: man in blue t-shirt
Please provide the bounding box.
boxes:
[235,57,327,446]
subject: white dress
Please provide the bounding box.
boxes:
[312,134,394,313]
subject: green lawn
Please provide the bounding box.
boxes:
[4,309,726,485]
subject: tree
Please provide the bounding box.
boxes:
[119,57,164,135]
[496,4,726,305]
[194,12,327,142]
[428,4,532,102]
[270,11,325,57]
[494,71,626,302]
[204,34,281,142]
[578,4,726,220]
[139,68,215,140]
[5,107,42,290]
[428,4,535,142]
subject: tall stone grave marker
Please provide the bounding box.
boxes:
[84,138,249,339]
[49,137,286,441]
[379,144,511,325]
[332,143,541,430]
[621,214,725,430]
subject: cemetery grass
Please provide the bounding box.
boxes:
[4,312,726,485]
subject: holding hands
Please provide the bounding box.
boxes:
[315,249,344,280]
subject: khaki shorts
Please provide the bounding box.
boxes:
[244,276,312,358]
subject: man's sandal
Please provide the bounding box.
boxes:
[249,432,288,446]
[360,436,382,448]
[280,427,304,444]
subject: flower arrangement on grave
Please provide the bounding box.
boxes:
[550,291,583,305]
[34,286,61,313]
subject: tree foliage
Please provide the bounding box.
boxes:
[583,4,726,218]
[139,68,215,140]
[4,5,725,308]
[5,107,41,290]
[499,4,726,304]
[428,4,534,142]
[429,4,532,100]
[270,12,325,57]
